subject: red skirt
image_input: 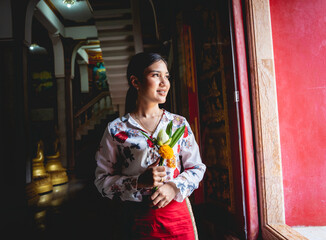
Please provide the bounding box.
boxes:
[131,199,197,240]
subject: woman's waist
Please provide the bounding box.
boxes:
[123,198,187,218]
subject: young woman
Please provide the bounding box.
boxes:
[94,52,206,239]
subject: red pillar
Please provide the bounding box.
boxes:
[231,0,259,239]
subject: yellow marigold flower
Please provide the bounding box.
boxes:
[166,157,176,168]
[158,145,174,160]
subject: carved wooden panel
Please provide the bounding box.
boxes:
[191,8,235,211]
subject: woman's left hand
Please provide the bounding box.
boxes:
[151,182,179,208]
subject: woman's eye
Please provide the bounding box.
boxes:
[152,74,159,77]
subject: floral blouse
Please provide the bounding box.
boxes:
[94,109,206,202]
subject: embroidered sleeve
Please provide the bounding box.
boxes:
[94,125,142,202]
[170,119,206,202]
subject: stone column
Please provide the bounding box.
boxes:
[77,60,89,93]
[49,33,68,167]
[56,77,68,167]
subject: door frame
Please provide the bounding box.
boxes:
[230,0,259,239]
[245,0,308,239]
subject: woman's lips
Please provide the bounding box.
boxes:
[157,90,167,95]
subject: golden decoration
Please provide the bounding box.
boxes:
[33,175,53,194]
[32,140,53,194]
[45,138,68,186]
[25,182,40,206]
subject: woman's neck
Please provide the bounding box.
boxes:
[132,103,163,135]
[134,102,161,118]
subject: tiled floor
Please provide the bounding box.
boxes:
[292,226,326,240]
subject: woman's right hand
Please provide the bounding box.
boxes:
[137,160,166,189]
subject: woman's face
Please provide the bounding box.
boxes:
[138,60,170,105]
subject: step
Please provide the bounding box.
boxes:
[100,39,134,48]
[95,19,132,30]
[100,40,134,52]
[111,95,127,100]
[103,59,129,68]
[108,80,127,87]
[108,81,129,88]
[108,90,128,98]
[101,46,134,55]
[106,67,127,75]
[102,49,133,56]
[93,9,132,18]
[110,89,128,98]
[106,66,128,73]
[108,75,127,82]
[106,64,127,71]
[107,77,126,85]
[98,34,133,42]
[102,54,132,61]
[107,74,127,81]
[111,97,126,105]
[98,30,133,41]
[93,9,131,20]
[108,85,129,92]
[101,45,134,52]
[106,71,126,78]
[108,78,128,86]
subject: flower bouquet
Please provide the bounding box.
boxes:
[141,121,185,190]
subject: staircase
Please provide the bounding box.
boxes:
[74,92,118,178]
[93,1,143,116]
[74,111,118,179]
[73,0,152,179]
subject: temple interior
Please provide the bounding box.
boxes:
[2,0,325,240]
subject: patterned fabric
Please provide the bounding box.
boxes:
[94,109,206,202]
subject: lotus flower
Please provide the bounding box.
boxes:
[157,129,171,146]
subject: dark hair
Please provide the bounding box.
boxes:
[125,52,167,113]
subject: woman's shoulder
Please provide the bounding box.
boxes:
[107,114,129,131]
[164,110,188,126]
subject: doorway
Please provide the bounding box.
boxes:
[169,0,257,238]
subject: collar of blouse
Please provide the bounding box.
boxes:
[124,109,174,136]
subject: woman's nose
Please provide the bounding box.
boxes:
[159,79,168,87]
[159,77,166,85]
[160,75,169,84]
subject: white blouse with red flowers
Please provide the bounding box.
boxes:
[94,110,206,202]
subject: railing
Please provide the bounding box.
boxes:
[74,91,113,140]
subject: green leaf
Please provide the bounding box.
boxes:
[166,121,173,138]
[140,131,154,144]
[169,125,185,148]
[158,157,164,166]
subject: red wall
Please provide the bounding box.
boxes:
[270,0,326,226]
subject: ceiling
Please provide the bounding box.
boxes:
[45,0,94,26]
[44,0,132,26]
[38,0,162,53]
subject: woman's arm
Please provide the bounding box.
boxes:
[94,126,141,201]
[169,119,206,202]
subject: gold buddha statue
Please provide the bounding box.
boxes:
[45,138,68,186]
[32,140,53,194]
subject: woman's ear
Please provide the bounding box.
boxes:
[130,75,140,90]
